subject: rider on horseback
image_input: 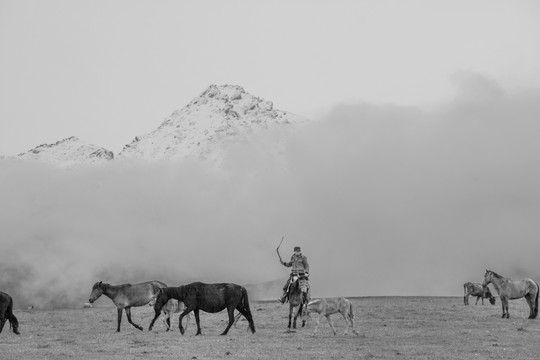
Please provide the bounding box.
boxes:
[278,246,310,304]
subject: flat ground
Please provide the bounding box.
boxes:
[2,297,540,359]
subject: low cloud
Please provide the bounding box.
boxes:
[1,74,540,308]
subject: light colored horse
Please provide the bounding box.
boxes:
[88,280,167,332]
[148,295,189,331]
[482,270,539,319]
[463,282,496,305]
[304,297,359,336]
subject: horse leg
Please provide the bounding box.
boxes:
[300,303,306,327]
[326,315,337,335]
[340,310,349,335]
[311,314,321,336]
[193,309,202,335]
[221,307,236,336]
[235,304,256,334]
[148,309,161,331]
[125,307,143,331]
[501,297,509,318]
[525,294,534,319]
[178,308,192,335]
[349,310,359,335]
[162,311,171,331]
[288,306,292,328]
[116,308,123,332]
[0,317,6,333]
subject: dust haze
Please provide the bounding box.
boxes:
[2,73,540,308]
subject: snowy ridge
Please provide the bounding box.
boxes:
[118,84,308,164]
[17,136,114,167]
[12,85,308,168]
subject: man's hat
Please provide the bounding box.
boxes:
[294,246,301,252]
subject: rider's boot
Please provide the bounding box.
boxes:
[278,292,287,304]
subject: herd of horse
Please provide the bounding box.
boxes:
[2,269,539,337]
[463,270,539,319]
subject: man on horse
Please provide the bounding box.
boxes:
[278,246,310,304]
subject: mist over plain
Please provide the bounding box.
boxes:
[2,75,540,308]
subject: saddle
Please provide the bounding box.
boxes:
[288,274,310,302]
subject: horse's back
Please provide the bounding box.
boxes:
[0,291,13,313]
[184,282,245,312]
[116,281,167,307]
[188,282,243,296]
[309,297,351,315]
[497,277,538,299]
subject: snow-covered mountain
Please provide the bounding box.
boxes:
[12,85,308,168]
[118,84,308,165]
[17,136,114,167]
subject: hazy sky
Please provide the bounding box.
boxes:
[1,0,539,156]
[1,1,540,307]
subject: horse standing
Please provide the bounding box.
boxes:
[88,280,167,332]
[287,275,309,329]
[0,291,20,335]
[304,297,359,336]
[482,270,539,319]
[148,282,256,335]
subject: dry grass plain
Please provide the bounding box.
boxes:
[2,296,540,359]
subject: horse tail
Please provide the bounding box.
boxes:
[6,296,20,335]
[240,287,256,333]
[533,280,539,319]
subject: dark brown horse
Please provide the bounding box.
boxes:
[148,282,255,335]
[0,291,20,335]
[88,280,167,332]
[287,276,309,329]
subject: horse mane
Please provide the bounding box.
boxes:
[488,270,503,279]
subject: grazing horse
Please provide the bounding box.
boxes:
[287,275,309,329]
[304,297,359,336]
[148,282,256,335]
[88,280,167,332]
[482,270,539,319]
[463,282,496,305]
[0,291,20,335]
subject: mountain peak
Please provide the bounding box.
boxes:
[17,136,114,167]
[119,85,307,164]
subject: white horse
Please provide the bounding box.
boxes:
[304,297,359,336]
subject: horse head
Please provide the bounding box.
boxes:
[88,281,104,303]
[482,270,493,288]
